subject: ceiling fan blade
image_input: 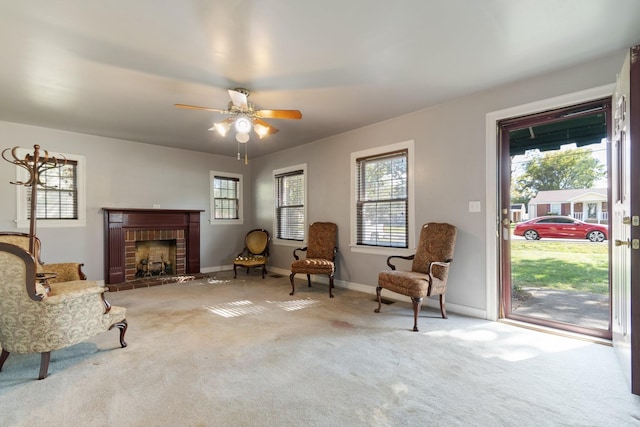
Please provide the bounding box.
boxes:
[174,104,226,113]
[228,89,248,109]
[252,118,279,138]
[256,109,302,120]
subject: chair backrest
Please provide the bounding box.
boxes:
[245,229,269,255]
[0,232,44,272]
[306,222,337,260]
[411,223,457,279]
[0,243,41,326]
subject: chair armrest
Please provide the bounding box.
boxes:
[386,254,415,270]
[236,248,249,258]
[43,285,105,304]
[41,262,87,283]
[427,259,453,277]
[292,247,308,260]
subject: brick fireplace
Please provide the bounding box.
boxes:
[103,208,203,284]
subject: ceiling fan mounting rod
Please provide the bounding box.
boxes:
[233,87,250,97]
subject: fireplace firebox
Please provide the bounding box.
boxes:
[103,208,203,284]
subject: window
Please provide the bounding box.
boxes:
[210,171,243,224]
[15,149,86,228]
[549,203,561,215]
[350,140,415,254]
[273,164,306,243]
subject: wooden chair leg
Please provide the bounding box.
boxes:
[110,319,128,348]
[289,273,296,296]
[233,264,238,279]
[306,274,312,287]
[374,287,383,313]
[328,275,334,298]
[261,264,266,279]
[38,352,51,380]
[439,294,447,319]
[411,297,423,332]
[0,348,10,372]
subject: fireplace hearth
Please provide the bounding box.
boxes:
[103,208,203,284]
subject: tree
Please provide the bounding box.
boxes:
[512,148,606,205]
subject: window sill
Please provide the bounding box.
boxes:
[349,244,414,257]
[274,239,305,248]
[16,219,87,229]
[209,219,244,225]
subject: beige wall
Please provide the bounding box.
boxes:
[0,123,252,280]
[250,49,626,316]
[0,49,627,317]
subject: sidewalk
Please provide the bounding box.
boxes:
[512,287,609,330]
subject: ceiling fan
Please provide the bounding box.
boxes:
[174,88,302,140]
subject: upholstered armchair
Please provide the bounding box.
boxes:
[0,232,87,284]
[290,222,338,298]
[234,229,270,279]
[0,242,127,379]
[375,222,457,332]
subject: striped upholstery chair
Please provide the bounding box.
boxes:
[289,222,338,298]
[376,222,457,332]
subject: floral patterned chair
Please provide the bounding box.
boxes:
[233,229,270,279]
[289,222,338,298]
[375,222,457,332]
[0,242,127,380]
[0,232,87,284]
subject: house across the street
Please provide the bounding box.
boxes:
[527,188,608,224]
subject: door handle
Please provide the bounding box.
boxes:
[615,239,630,247]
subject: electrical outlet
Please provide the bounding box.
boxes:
[469,201,481,213]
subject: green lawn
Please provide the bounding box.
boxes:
[510,240,609,294]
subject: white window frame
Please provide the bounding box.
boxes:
[209,171,243,225]
[273,163,307,247]
[549,203,561,215]
[15,148,86,229]
[350,140,415,256]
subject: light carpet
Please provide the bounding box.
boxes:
[0,271,638,427]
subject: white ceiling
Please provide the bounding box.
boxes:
[1,0,639,159]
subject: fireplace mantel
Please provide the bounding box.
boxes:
[103,208,203,284]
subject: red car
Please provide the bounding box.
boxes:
[513,216,608,242]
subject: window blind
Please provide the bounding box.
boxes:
[356,149,408,247]
[27,158,78,220]
[275,169,305,241]
[213,175,240,220]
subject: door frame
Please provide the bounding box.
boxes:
[497,98,612,339]
[484,84,615,321]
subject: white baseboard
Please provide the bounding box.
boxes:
[249,266,487,319]
[201,264,234,274]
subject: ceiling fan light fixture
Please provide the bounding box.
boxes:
[211,121,231,136]
[234,115,252,134]
[254,123,269,139]
[235,132,250,143]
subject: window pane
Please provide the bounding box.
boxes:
[356,150,408,247]
[28,159,78,220]
[213,176,239,220]
[275,170,305,241]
